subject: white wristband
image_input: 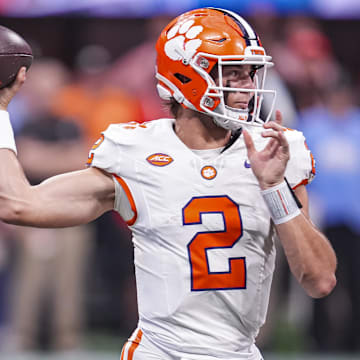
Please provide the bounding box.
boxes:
[261,180,301,224]
[0,110,17,154]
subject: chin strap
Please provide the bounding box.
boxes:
[224,105,249,122]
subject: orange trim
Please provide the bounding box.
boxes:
[113,174,138,226]
[120,329,143,360]
[86,153,94,166]
[128,329,143,360]
[120,343,125,360]
[91,134,105,150]
[86,134,105,167]
[292,178,309,190]
[310,152,316,175]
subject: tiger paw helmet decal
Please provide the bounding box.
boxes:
[164,20,203,64]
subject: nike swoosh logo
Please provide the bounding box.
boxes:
[244,159,251,168]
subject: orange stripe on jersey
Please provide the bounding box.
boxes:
[128,329,143,359]
[86,153,94,166]
[91,134,105,150]
[113,174,138,226]
[310,152,316,175]
[86,134,105,167]
[120,329,143,360]
[292,178,309,190]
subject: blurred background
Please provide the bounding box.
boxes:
[0,0,359,359]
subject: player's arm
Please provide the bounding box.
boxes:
[274,184,337,299]
[0,149,115,227]
[243,111,337,299]
[0,68,115,228]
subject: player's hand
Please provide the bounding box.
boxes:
[243,110,289,190]
[0,66,27,111]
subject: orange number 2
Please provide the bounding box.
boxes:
[182,196,246,291]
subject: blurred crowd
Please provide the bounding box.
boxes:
[0,12,359,355]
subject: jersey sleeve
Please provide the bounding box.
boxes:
[86,124,136,223]
[86,126,120,173]
[284,129,316,189]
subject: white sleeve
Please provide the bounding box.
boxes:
[87,125,136,223]
[87,132,119,174]
[284,130,316,189]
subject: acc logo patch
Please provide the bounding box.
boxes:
[147,153,174,167]
[201,165,217,180]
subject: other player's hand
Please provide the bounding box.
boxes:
[0,66,26,111]
[243,110,290,190]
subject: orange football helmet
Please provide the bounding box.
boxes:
[155,7,276,130]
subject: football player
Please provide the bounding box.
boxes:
[0,8,336,360]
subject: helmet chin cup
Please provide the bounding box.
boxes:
[212,104,249,131]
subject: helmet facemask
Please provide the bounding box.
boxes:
[192,50,277,131]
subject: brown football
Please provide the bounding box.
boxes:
[0,25,33,89]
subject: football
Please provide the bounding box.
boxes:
[0,25,33,89]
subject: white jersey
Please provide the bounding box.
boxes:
[88,118,314,359]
